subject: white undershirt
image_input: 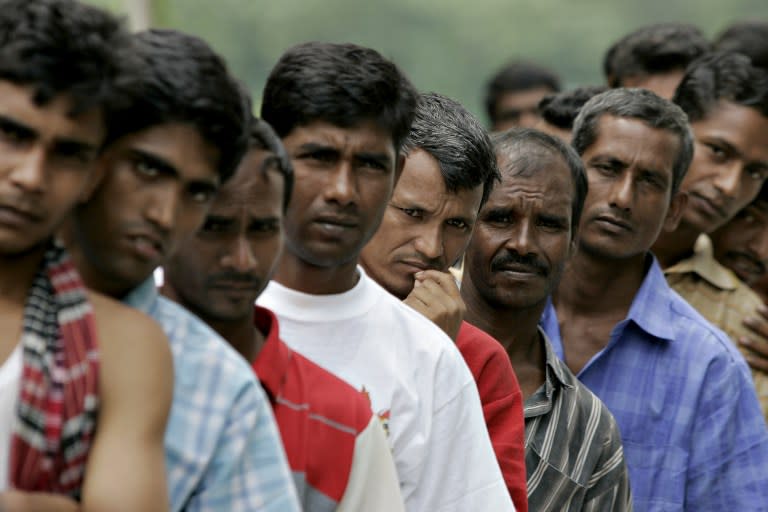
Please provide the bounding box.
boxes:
[0,343,22,491]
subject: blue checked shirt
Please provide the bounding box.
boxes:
[541,257,768,511]
[124,279,300,512]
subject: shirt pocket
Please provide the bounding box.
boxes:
[526,447,587,511]
[623,440,688,511]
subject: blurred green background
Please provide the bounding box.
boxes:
[89,0,766,123]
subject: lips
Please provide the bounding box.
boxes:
[313,215,358,228]
[594,214,633,232]
[0,202,43,228]
[126,232,165,262]
[496,262,543,276]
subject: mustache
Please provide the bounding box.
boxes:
[490,250,548,275]
[206,272,262,287]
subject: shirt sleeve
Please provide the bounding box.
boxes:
[685,343,768,510]
[405,359,515,512]
[337,415,405,512]
[186,380,301,512]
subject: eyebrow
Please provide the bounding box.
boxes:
[0,115,37,141]
[356,151,392,169]
[702,136,742,159]
[0,114,98,158]
[130,148,180,178]
[588,155,627,168]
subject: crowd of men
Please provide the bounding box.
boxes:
[0,0,767,510]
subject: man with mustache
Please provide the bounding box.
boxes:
[541,88,768,509]
[460,128,630,511]
[60,29,299,511]
[360,92,528,511]
[257,42,514,511]
[652,53,768,419]
[0,1,174,509]
[162,118,405,511]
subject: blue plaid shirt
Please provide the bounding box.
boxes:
[541,257,768,511]
[124,279,300,512]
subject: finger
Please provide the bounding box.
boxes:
[416,270,462,298]
[739,336,768,358]
[745,353,768,374]
[743,316,768,342]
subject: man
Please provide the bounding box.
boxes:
[360,92,528,511]
[711,183,768,288]
[715,20,768,69]
[542,88,768,509]
[652,52,768,419]
[535,86,607,143]
[603,22,711,98]
[484,60,561,131]
[162,117,405,510]
[257,42,514,511]
[60,30,299,511]
[0,1,172,510]
[460,128,630,511]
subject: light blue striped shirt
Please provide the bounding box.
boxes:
[541,257,768,511]
[124,279,300,512]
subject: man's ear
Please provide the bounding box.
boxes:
[662,190,688,232]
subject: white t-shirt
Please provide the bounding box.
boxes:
[259,268,514,512]
[0,344,22,491]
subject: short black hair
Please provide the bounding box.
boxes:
[573,88,693,194]
[673,51,768,123]
[538,86,608,130]
[402,92,500,207]
[0,0,135,116]
[261,42,417,152]
[485,60,562,123]
[106,29,251,182]
[603,23,711,87]
[248,117,294,210]
[492,128,588,235]
[715,21,768,70]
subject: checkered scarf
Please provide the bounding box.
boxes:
[10,241,99,498]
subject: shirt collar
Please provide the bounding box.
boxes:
[539,327,574,390]
[252,305,292,401]
[623,254,677,342]
[122,277,158,313]
[664,234,739,291]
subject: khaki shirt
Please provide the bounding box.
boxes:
[665,235,768,422]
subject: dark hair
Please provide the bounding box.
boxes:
[603,23,711,87]
[715,21,768,70]
[261,42,417,152]
[248,117,294,210]
[673,51,768,123]
[106,29,250,182]
[573,88,694,194]
[402,92,500,207]
[485,60,561,123]
[492,128,588,235]
[538,86,608,130]
[0,0,135,116]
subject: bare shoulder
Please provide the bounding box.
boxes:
[87,290,173,386]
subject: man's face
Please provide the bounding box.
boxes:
[0,81,105,255]
[679,100,768,234]
[622,69,686,100]
[464,154,574,310]
[71,122,220,294]
[361,148,483,299]
[711,198,768,285]
[493,86,555,131]
[579,115,684,260]
[164,149,285,322]
[280,120,400,269]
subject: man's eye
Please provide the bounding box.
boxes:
[398,207,422,218]
[747,168,768,181]
[706,143,728,161]
[135,159,160,177]
[190,190,214,204]
[447,219,469,230]
[203,220,228,232]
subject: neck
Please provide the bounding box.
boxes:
[461,276,543,367]
[652,223,700,268]
[274,250,360,295]
[209,316,264,363]
[555,248,646,316]
[0,243,47,307]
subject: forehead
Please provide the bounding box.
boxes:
[108,122,219,180]
[488,154,573,212]
[0,80,105,145]
[586,115,680,171]
[284,119,396,154]
[210,152,284,214]
[692,100,768,156]
[622,69,685,100]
